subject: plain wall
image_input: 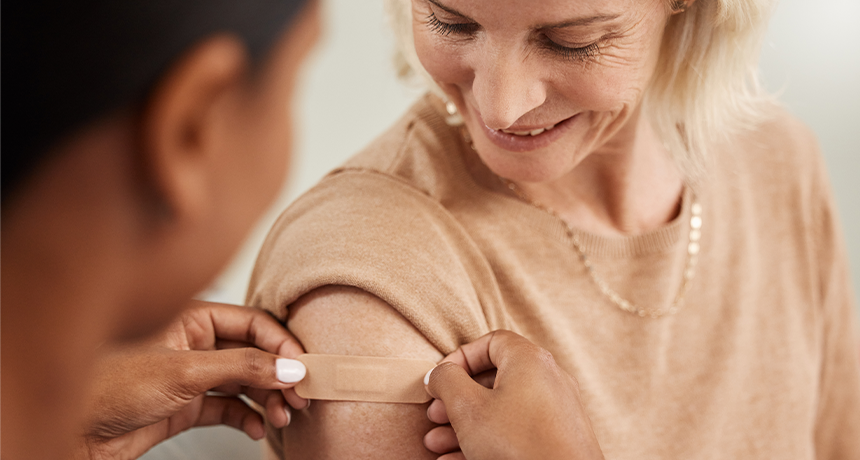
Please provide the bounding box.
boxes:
[142,0,859,458]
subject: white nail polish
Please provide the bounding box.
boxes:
[276,358,306,383]
[424,367,434,386]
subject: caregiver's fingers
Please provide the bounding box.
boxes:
[182,301,305,359]
[239,387,291,428]
[180,348,305,396]
[439,330,545,377]
[427,398,449,424]
[426,367,496,425]
[193,395,267,441]
[425,362,487,406]
[263,389,291,428]
[424,425,460,454]
[284,387,309,410]
[438,452,467,460]
[82,395,268,460]
[473,369,497,389]
[211,384,289,426]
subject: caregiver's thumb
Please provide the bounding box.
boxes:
[424,361,486,412]
[422,330,606,460]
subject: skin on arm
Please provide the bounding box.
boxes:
[271,285,444,460]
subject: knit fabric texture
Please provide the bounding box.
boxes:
[248,94,860,459]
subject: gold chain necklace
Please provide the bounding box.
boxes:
[501,178,702,319]
[448,102,700,318]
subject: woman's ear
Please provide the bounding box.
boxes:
[140,34,250,226]
[671,0,696,14]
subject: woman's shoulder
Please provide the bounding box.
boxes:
[247,142,500,345]
[729,106,823,179]
[329,93,470,203]
[710,106,842,283]
[714,105,828,202]
[254,93,478,253]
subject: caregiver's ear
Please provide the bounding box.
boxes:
[140,34,250,223]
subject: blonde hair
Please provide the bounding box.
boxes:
[383,0,777,181]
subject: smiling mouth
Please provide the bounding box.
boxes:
[468,103,579,152]
[499,123,558,137]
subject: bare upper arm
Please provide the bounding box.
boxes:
[274,285,443,459]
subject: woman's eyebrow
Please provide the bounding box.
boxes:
[542,14,622,29]
[427,0,475,20]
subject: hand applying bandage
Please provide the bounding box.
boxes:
[423,330,606,460]
[75,301,308,460]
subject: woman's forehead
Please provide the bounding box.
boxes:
[427,0,656,26]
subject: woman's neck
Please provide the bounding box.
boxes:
[514,115,684,237]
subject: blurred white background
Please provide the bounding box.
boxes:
[142,0,860,458]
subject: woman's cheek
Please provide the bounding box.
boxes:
[413,32,473,87]
[578,41,661,111]
[557,66,644,114]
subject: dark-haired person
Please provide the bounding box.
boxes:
[1,1,606,459]
[1,1,320,458]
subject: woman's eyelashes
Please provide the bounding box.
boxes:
[541,39,600,62]
[425,12,601,63]
[426,11,477,36]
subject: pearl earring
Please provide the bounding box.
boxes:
[444,100,464,126]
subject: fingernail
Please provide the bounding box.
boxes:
[284,407,292,427]
[276,358,306,383]
[424,367,435,386]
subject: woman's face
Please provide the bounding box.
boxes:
[412,0,672,183]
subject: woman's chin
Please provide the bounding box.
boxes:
[478,150,580,184]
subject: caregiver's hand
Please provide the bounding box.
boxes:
[423,330,605,460]
[75,301,308,460]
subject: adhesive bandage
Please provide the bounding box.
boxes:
[294,354,437,404]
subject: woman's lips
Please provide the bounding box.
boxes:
[471,107,578,153]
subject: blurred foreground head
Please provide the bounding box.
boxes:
[2,0,319,337]
[2,1,318,456]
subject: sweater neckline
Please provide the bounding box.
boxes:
[418,94,691,259]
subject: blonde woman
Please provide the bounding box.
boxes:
[249,0,860,458]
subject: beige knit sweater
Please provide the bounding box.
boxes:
[248,94,860,459]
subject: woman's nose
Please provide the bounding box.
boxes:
[471,45,546,130]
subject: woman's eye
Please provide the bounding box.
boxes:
[425,10,600,63]
[426,12,478,36]
[543,39,601,62]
